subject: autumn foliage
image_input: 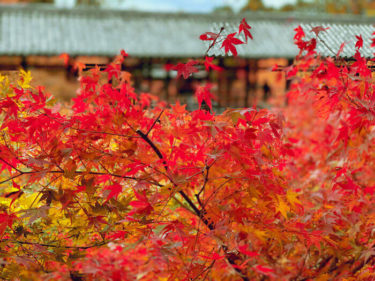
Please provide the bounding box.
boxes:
[1,19,375,281]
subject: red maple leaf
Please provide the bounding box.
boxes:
[238,18,253,42]
[106,230,128,240]
[254,265,274,276]
[204,56,222,72]
[294,25,305,42]
[271,64,279,71]
[171,60,199,79]
[73,62,86,73]
[238,245,259,257]
[364,185,375,195]
[336,42,346,57]
[103,183,122,202]
[355,35,363,49]
[128,190,153,216]
[310,26,329,37]
[164,63,174,71]
[171,100,187,115]
[199,32,220,41]
[221,33,244,56]
[104,63,121,81]
[195,83,215,112]
[199,252,225,260]
[120,49,129,57]
[59,53,70,67]
[0,212,17,237]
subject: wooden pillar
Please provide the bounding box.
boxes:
[227,70,234,107]
[224,58,235,107]
[65,56,73,80]
[20,56,27,70]
[147,58,152,93]
[217,57,226,107]
[131,67,138,91]
[244,59,250,108]
[247,59,258,107]
[133,58,143,93]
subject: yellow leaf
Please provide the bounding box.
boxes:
[261,145,272,159]
[18,69,32,89]
[253,229,268,242]
[276,195,290,219]
[286,190,301,207]
[316,273,330,281]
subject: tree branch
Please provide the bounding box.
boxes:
[146,109,164,136]
[41,111,139,139]
[1,239,106,249]
[136,128,249,281]
[205,27,225,56]
[0,169,163,187]
[0,157,22,174]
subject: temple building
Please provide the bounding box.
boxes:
[0,4,374,109]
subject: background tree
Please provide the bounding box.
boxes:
[240,0,373,15]
[241,0,268,12]
[212,5,234,14]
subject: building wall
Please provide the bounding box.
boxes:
[0,56,289,109]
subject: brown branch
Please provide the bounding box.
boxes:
[29,174,62,209]
[297,253,375,281]
[136,128,249,281]
[0,169,163,187]
[205,27,225,56]
[316,34,337,58]
[195,160,216,209]
[146,109,164,136]
[88,142,170,181]
[19,243,47,273]
[0,173,24,185]
[1,239,106,249]
[136,129,212,226]
[69,125,139,139]
[41,111,139,139]
[0,157,22,174]
[178,190,214,230]
[191,260,216,281]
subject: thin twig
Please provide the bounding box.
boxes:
[0,169,163,187]
[146,109,164,136]
[1,239,106,249]
[317,34,337,57]
[41,111,139,139]
[0,157,22,174]
[205,27,225,56]
[29,174,62,208]
[136,128,249,281]
[195,159,216,209]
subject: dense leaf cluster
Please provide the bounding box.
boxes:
[0,22,375,281]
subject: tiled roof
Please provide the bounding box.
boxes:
[0,5,374,58]
[300,21,374,58]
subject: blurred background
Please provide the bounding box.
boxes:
[0,0,374,110]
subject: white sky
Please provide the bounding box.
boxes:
[102,0,299,12]
[263,0,299,9]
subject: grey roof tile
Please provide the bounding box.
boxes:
[0,5,374,58]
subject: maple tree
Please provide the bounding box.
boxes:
[1,17,375,281]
